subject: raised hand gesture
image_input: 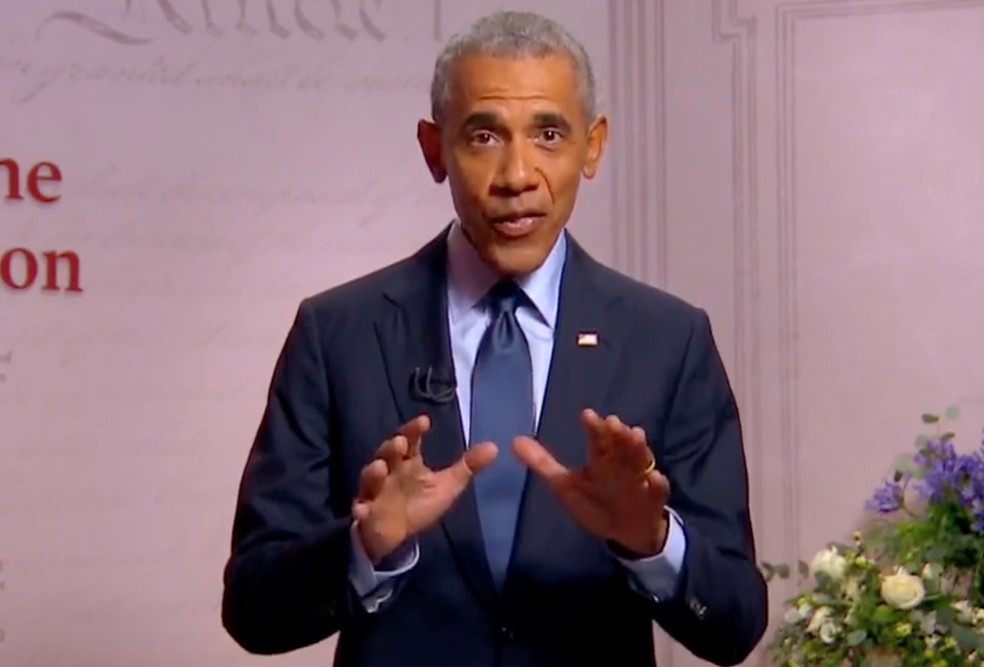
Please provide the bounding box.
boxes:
[352,414,497,563]
[514,409,671,557]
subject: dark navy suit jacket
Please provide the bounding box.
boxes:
[221,229,768,667]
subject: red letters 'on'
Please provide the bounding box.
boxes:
[1,248,82,292]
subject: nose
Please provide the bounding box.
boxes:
[492,141,539,194]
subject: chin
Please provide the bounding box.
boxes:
[461,219,560,277]
[481,245,550,278]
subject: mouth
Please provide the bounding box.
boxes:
[488,211,546,239]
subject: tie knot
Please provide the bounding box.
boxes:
[485,280,526,315]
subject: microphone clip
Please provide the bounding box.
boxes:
[410,366,456,405]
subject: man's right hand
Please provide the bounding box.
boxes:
[351,415,497,564]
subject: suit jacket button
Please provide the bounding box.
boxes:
[498,625,516,642]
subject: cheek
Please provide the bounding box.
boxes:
[447,174,482,214]
[541,165,581,204]
[449,161,492,203]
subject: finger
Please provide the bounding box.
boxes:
[616,425,653,474]
[645,470,671,506]
[513,436,569,486]
[581,409,614,462]
[397,414,431,459]
[598,417,649,475]
[376,435,410,469]
[446,442,498,485]
[580,408,608,444]
[601,414,632,466]
[357,458,388,501]
[352,500,371,522]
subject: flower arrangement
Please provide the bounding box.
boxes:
[763,408,984,666]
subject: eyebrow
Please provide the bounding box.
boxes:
[531,112,572,134]
[461,111,501,132]
[459,110,573,134]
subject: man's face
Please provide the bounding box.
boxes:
[418,53,608,277]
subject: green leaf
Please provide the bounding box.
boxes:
[846,629,867,646]
[941,431,956,442]
[944,405,960,420]
[775,564,791,579]
[921,413,940,424]
[915,434,930,448]
[871,606,896,625]
[798,560,810,578]
[935,605,955,626]
[950,624,984,652]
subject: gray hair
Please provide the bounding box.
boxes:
[429,10,597,125]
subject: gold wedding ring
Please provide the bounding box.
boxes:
[639,453,656,477]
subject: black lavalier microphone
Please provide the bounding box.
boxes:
[409,366,457,405]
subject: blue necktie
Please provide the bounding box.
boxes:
[470,281,534,591]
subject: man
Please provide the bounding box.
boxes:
[222,10,767,667]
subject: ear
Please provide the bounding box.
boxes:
[582,114,609,180]
[417,119,447,183]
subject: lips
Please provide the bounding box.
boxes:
[489,211,546,239]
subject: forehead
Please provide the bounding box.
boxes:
[446,53,582,122]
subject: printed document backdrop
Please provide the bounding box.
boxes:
[4,1,984,667]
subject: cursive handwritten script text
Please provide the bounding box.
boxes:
[1,54,432,105]
[35,0,444,43]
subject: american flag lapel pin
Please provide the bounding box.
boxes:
[576,332,599,347]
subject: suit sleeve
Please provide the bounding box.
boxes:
[646,308,769,666]
[221,299,359,654]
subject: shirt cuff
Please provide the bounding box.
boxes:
[613,507,687,602]
[348,521,419,612]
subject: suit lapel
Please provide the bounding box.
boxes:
[374,229,499,611]
[504,238,625,599]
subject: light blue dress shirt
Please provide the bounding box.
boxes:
[348,223,687,612]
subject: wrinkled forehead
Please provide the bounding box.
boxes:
[444,53,585,125]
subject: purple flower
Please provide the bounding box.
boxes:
[865,428,984,533]
[866,479,906,514]
[907,432,984,534]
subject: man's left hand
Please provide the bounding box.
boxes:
[513,409,671,557]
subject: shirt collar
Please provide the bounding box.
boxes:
[446,220,567,328]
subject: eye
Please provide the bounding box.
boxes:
[539,128,563,144]
[470,130,497,145]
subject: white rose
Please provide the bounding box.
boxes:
[819,620,839,644]
[880,568,925,610]
[953,600,974,624]
[921,562,942,582]
[807,606,833,634]
[810,547,848,582]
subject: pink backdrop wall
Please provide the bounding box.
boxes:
[2,1,983,666]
